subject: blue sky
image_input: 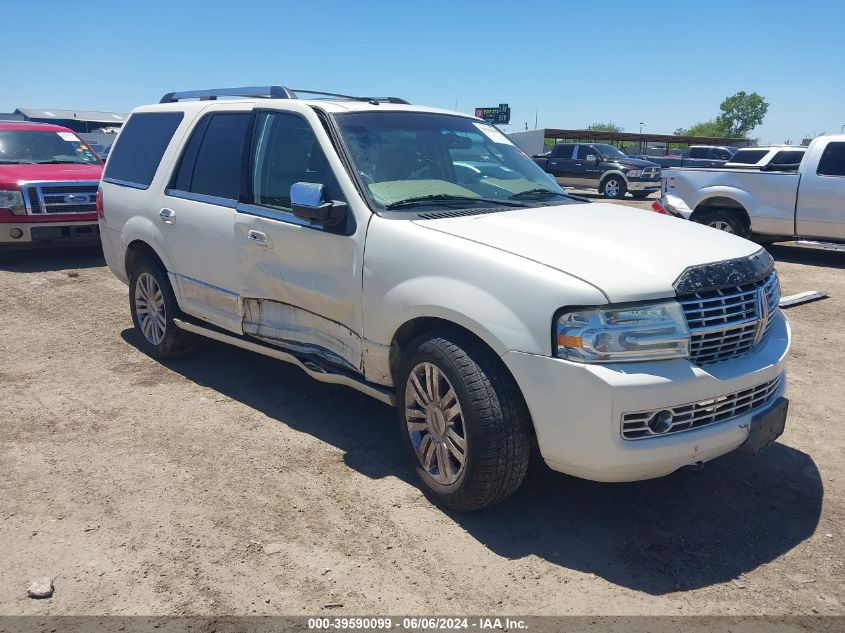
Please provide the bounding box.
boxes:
[3,0,843,143]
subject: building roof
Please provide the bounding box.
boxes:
[14,108,127,124]
[535,128,750,146]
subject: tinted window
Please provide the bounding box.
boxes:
[817,142,845,176]
[251,111,342,211]
[770,150,805,165]
[104,112,183,188]
[713,148,733,160]
[553,144,574,158]
[730,149,768,164]
[688,147,706,159]
[576,146,597,160]
[178,113,250,200]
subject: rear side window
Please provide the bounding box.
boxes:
[170,112,250,201]
[104,112,183,189]
[817,142,845,177]
[770,150,805,165]
[688,147,706,158]
[553,144,574,158]
[730,149,768,164]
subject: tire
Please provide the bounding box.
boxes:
[694,209,749,239]
[631,191,652,199]
[0,247,13,265]
[396,330,532,511]
[601,175,627,199]
[128,255,195,359]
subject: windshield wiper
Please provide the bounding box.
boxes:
[509,188,572,199]
[0,159,34,164]
[385,194,524,210]
[34,160,86,164]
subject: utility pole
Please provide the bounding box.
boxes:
[535,111,538,130]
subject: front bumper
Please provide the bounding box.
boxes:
[0,220,101,246]
[502,311,790,482]
[626,178,662,192]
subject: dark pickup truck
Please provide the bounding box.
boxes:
[533,143,661,199]
[648,145,737,168]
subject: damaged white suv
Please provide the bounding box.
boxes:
[99,86,790,510]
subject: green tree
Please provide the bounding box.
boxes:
[716,91,769,137]
[674,119,728,138]
[587,122,624,133]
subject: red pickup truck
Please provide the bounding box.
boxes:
[0,120,104,262]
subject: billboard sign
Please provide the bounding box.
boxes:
[474,103,510,124]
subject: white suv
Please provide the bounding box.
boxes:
[99,86,791,510]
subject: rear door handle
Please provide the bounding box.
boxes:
[159,208,175,224]
[247,230,270,246]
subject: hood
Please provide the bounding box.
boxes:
[609,157,660,169]
[0,163,103,188]
[412,203,760,303]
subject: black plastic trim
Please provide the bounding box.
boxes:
[673,249,775,295]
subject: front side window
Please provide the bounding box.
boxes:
[105,112,183,188]
[689,147,707,159]
[334,112,573,211]
[251,111,342,212]
[0,129,100,165]
[713,148,733,160]
[576,145,597,160]
[171,113,250,200]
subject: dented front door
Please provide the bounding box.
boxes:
[233,109,365,372]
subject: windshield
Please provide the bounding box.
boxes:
[0,130,101,164]
[591,143,628,159]
[334,112,573,210]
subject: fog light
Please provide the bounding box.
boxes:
[9,228,23,239]
[647,410,674,434]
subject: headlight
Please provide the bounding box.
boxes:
[555,301,690,362]
[626,169,642,178]
[0,190,26,215]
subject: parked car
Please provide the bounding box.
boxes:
[100,86,790,511]
[654,134,845,244]
[650,145,737,168]
[724,146,806,171]
[0,121,104,262]
[533,143,661,199]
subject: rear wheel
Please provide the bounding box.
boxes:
[396,331,532,511]
[128,256,195,359]
[695,209,749,239]
[601,176,627,199]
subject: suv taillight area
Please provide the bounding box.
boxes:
[96,188,104,219]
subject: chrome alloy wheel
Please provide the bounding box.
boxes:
[604,179,621,197]
[404,362,467,485]
[134,272,166,345]
[709,220,735,233]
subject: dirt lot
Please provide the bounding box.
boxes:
[1,196,843,616]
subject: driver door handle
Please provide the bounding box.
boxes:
[159,208,175,224]
[247,230,270,246]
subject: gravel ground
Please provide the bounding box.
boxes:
[1,196,843,616]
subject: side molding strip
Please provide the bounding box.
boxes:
[173,318,395,406]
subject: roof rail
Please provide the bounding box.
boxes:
[290,89,410,104]
[159,86,297,103]
[159,86,410,105]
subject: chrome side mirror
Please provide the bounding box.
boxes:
[290,182,346,225]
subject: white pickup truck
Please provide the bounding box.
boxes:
[99,86,791,511]
[655,135,845,244]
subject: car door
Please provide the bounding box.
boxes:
[796,141,845,240]
[233,108,365,372]
[546,144,577,185]
[575,144,602,188]
[159,108,252,332]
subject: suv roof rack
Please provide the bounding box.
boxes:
[159,86,409,105]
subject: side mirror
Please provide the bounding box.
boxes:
[290,182,346,226]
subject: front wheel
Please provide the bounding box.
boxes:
[601,176,627,199]
[397,331,532,511]
[128,256,195,359]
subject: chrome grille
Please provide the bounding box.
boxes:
[679,272,780,364]
[621,373,784,440]
[21,181,99,214]
[641,167,660,179]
